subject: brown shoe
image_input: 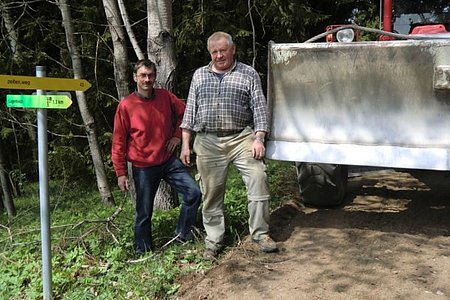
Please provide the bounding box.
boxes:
[203,248,220,260]
[252,235,277,253]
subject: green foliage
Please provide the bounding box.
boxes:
[0,160,295,299]
[0,0,380,293]
[350,1,380,41]
[48,146,92,182]
[172,0,378,96]
[0,0,381,187]
[0,126,14,139]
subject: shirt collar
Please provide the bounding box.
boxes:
[208,60,237,74]
[134,89,155,100]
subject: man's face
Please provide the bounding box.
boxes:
[208,38,235,72]
[134,66,156,94]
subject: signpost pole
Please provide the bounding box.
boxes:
[36,66,52,299]
[1,70,89,299]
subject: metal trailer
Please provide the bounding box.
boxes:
[265,38,450,204]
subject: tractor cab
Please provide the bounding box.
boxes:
[392,1,450,35]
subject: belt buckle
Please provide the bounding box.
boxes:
[216,130,227,137]
[216,129,240,137]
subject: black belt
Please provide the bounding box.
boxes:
[204,129,242,137]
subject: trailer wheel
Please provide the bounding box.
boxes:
[295,162,348,207]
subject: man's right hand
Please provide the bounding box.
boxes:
[118,175,129,192]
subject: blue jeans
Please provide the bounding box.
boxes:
[132,156,201,253]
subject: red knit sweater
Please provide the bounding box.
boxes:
[111,89,185,177]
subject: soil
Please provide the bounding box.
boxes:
[175,168,450,300]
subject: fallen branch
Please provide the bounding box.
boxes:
[0,224,12,242]
[0,206,123,246]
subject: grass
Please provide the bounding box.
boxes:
[0,160,297,299]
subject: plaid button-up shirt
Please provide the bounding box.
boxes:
[180,61,269,133]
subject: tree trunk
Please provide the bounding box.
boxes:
[147,0,176,90]
[117,0,144,60]
[24,113,38,168]
[101,0,139,207]
[0,193,4,212]
[2,5,29,192]
[146,0,178,210]
[57,0,115,206]
[1,4,19,62]
[0,143,16,217]
[102,0,129,100]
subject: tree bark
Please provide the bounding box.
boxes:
[117,0,144,60]
[102,0,129,100]
[24,113,38,173]
[147,0,176,90]
[101,0,138,207]
[57,0,115,206]
[146,0,178,210]
[0,143,16,217]
[2,5,33,191]
[1,4,19,62]
[0,193,4,212]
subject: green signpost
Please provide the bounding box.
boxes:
[6,94,72,109]
[1,69,90,300]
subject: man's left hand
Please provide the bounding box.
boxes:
[252,139,266,160]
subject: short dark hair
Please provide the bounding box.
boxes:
[133,59,157,74]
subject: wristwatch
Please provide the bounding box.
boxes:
[255,136,265,143]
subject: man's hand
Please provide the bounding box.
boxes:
[118,175,129,192]
[166,137,181,153]
[252,139,266,160]
[252,132,266,160]
[180,129,193,166]
[180,147,191,166]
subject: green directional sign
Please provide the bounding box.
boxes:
[6,94,72,109]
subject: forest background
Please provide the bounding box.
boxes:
[1,0,446,299]
[0,0,381,209]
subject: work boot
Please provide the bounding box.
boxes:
[202,248,220,261]
[252,235,277,253]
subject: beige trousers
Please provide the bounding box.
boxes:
[193,127,270,251]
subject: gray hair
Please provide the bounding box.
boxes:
[207,31,234,50]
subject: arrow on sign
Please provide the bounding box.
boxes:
[7,94,73,109]
[0,75,91,92]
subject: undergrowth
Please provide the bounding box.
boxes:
[0,160,296,299]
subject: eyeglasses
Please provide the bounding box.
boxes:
[136,73,155,79]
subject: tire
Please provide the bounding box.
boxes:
[295,162,348,207]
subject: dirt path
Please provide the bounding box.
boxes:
[176,169,450,300]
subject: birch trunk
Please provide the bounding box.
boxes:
[147,0,176,90]
[117,0,144,60]
[102,0,137,206]
[146,0,178,209]
[0,144,16,217]
[57,0,115,206]
[102,0,129,100]
[1,4,19,61]
[2,5,36,188]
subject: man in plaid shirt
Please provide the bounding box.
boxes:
[180,31,277,259]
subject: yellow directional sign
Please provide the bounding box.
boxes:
[0,75,91,92]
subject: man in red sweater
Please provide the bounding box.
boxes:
[112,59,201,254]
